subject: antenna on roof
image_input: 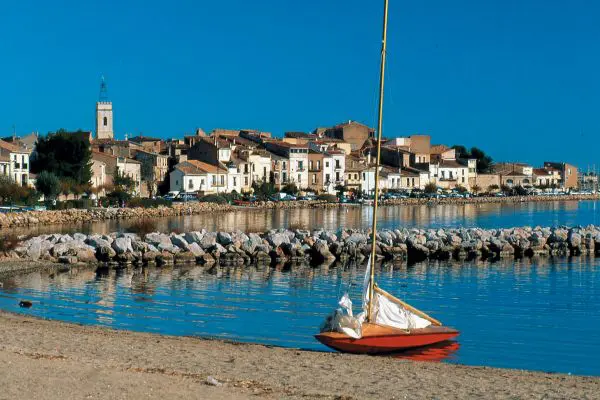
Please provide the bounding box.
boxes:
[99,75,109,102]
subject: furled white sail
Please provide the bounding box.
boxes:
[362,257,431,330]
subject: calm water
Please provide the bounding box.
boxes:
[7,200,600,237]
[1,257,599,376]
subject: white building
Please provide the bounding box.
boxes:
[429,159,469,189]
[170,160,232,194]
[0,139,30,186]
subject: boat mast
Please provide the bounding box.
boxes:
[367,0,390,323]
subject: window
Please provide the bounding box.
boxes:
[362,173,366,180]
[282,161,287,169]
[188,179,194,190]
[312,174,316,184]
[220,175,224,185]
[335,160,340,169]
[212,175,216,185]
[325,161,330,168]
[317,161,321,169]
[406,178,410,186]
[282,172,287,182]
[309,160,313,170]
[103,116,108,126]
[175,180,179,186]
[263,166,267,178]
[201,179,205,187]
[298,161,303,170]
[336,172,340,181]
[244,177,248,185]
[325,173,330,183]
[462,177,465,183]
[298,174,301,183]
[233,177,237,186]
[412,178,415,186]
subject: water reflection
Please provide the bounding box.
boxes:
[0,256,599,375]
[6,200,600,237]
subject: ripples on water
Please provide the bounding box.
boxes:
[8,200,600,237]
[0,257,599,376]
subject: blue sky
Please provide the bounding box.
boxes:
[1,0,598,169]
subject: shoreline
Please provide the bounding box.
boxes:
[0,194,598,230]
[0,310,598,399]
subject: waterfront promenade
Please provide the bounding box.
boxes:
[0,311,597,400]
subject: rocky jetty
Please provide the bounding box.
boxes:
[4,225,600,267]
[0,194,597,229]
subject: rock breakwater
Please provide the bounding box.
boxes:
[4,225,600,267]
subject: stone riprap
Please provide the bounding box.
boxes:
[4,225,600,267]
[0,194,598,229]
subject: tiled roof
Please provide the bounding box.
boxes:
[0,139,20,152]
[175,160,227,175]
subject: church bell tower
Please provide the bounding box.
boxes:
[95,76,114,140]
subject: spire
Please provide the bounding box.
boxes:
[99,75,109,102]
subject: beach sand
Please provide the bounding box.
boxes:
[0,311,598,399]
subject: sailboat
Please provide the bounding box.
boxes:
[314,0,459,354]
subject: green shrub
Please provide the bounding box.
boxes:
[198,194,228,204]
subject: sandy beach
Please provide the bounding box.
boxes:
[0,311,598,399]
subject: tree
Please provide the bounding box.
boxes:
[424,182,437,194]
[35,171,61,200]
[113,167,135,193]
[471,184,481,195]
[500,184,511,194]
[451,145,494,173]
[31,129,92,185]
[488,184,500,192]
[282,183,299,195]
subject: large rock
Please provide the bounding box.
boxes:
[26,239,43,261]
[188,242,205,257]
[170,234,190,251]
[145,232,172,247]
[200,232,217,249]
[217,232,232,246]
[184,231,204,245]
[266,232,289,247]
[96,245,116,262]
[241,233,263,254]
[112,237,133,255]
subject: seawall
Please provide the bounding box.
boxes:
[3,225,598,267]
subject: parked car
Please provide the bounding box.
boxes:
[175,192,198,202]
[298,194,317,201]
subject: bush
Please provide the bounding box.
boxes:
[424,182,437,194]
[106,190,132,205]
[0,176,40,206]
[128,198,172,208]
[198,194,228,204]
[317,194,338,203]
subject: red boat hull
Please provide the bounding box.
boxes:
[315,323,459,354]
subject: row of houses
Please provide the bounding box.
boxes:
[1,121,580,198]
